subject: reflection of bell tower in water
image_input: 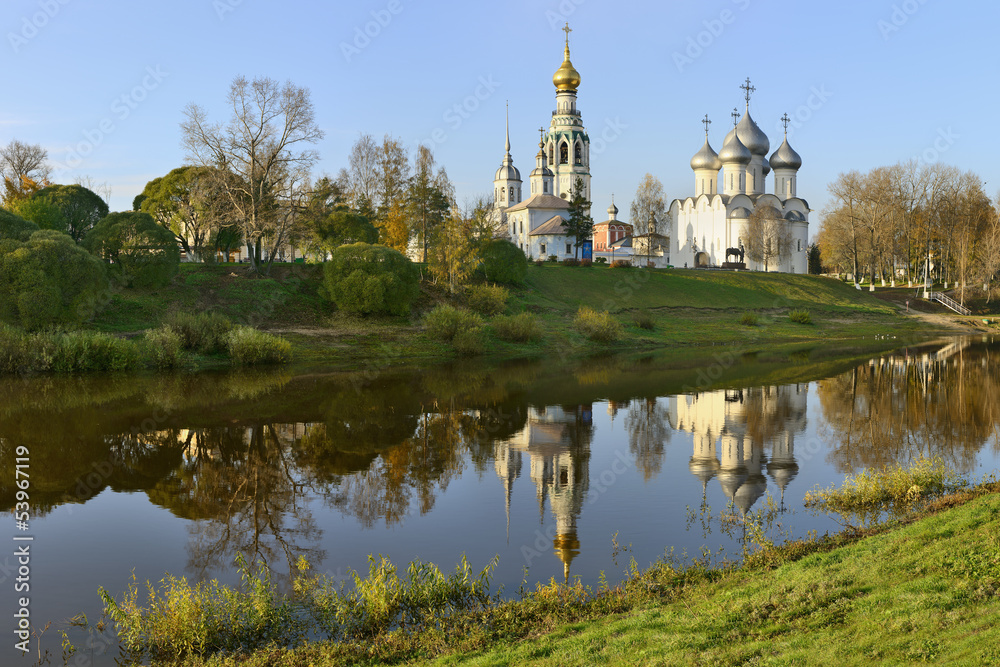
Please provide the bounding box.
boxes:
[494,405,592,582]
[673,385,807,513]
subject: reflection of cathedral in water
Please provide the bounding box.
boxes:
[494,405,592,581]
[670,385,807,513]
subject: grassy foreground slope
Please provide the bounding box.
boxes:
[88,263,966,370]
[433,492,1000,667]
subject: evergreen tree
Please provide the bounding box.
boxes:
[565,176,594,259]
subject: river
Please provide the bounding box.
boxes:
[1,335,998,665]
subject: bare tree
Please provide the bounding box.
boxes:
[0,139,50,202]
[629,173,668,235]
[74,175,112,207]
[347,133,380,211]
[744,205,790,272]
[180,76,324,273]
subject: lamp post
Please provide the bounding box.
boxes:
[922,249,931,299]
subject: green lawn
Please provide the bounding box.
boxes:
[429,492,1000,666]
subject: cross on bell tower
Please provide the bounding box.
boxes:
[702,114,712,136]
[731,107,741,128]
[780,113,791,135]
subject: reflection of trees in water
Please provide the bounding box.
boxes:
[818,345,1000,474]
[624,398,673,481]
[147,424,323,583]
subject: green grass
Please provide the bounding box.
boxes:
[81,263,960,373]
[98,476,1000,666]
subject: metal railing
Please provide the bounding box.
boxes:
[928,291,971,316]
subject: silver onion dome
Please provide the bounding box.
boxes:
[762,155,771,176]
[769,136,802,170]
[495,162,521,182]
[719,129,751,165]
[690,137,723,171]
[735,111,770,156]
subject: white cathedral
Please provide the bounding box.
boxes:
[669,81,809,274]
[492,28,809,273]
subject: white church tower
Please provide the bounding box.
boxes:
[545,24,591,205]
[494,104,522,208]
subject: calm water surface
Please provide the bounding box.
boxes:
[2,336,998,664]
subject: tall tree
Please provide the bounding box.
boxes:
[139,166,227,261]
[407,145,452,263]
[347,133,380,210]
[180,75,324,274]
[565,176,594,259]
[29,184,108,242]
[0,140,50,203]
[629,173,668,235]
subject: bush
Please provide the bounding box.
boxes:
[740,312,759,326]
[452,327,486,356]
[562,258,579,267]
[466,284,509,316]
[789,309,813,325]
[323,243,420,317]
[632,310,655,330]
[84,211,180,288]
[165,311,233,354]
[143,327,184,369]
[0,230,109,330]
[580,259,592,267]
[534,259,545,267]
[574,307,622,343]
[548,255,559,262]
[478,239,527,285]
[50,331,142,372]
[424,305,483,342]
[225,326,292,365]
[610,260,632,269]
[492,313,541,343]
[0,208,40,241]
[595,257,608,264]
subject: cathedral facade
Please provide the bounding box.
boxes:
[669,83,809,273]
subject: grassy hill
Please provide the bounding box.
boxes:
[87,263,966,370]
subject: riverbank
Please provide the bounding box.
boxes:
[99,470,1000,666]
[89,263,980,373]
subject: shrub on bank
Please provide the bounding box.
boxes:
[165,311,233,354]
[424,305,483,342]
[789,309,813,325]
[84,211,180,288]
[225,326,292,365]
[574,307,622,343]
[740,312,759,326]
[144,327,184,369]
[50,331,143,372]
[322,243,420,317]
[610,260,632,269]
[632,310,655,330]
[453,326,486,355]
[562,258,579,267]
[478,239,527,285]
[492,313,541,343]
[466,284,509,317]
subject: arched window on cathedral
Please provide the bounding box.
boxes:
[500,188,505,202]
[549,144,554,165]
[509,187,514,201]
[574,143,582,165]
[560,142,569,164]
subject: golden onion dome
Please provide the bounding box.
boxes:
[553,44,581,91]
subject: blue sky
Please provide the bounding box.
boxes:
[4,0,997,232]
